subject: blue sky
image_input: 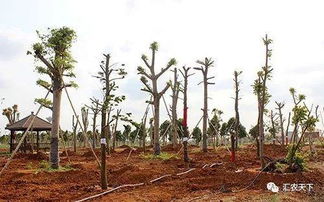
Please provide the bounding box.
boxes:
[1,0,324,135]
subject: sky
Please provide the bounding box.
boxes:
[1,0,324,136]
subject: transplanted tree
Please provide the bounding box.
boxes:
[170,68,181,149]
[275,101,286,146]
[289,88,305,144]
[81,106,89,147]
[252,34,273,168]
[94,53,127,189]
[191,127,202,145]
[232,70,242,161]
[85,98,101,148]
[194,58,215,152]
[179,66,194,162]
[28,27,77,169]
[207,108,223,149]
[137,42,176,155]
[2,105,19,125]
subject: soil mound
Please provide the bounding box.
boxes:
[15,152,48,160]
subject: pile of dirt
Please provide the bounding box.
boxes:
[118,145,132,149]
[60,150,76,157]
[161,144,182,152]
[15,152,48,160]
[81,148,100,158]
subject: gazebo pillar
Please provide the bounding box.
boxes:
[37,131,39,152]
[10,130,13,153]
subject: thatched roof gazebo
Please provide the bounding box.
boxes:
[5,112,52,153]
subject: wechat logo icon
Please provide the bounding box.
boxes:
[267,182,279,192]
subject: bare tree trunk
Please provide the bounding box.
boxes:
[72,115,78,152]
[153,97,161,155]
[202,77,208,152]
[233,71,241,161]
[285,112,291,145]
[50,80,62,169]
[180,67,192,163]
[100,107,107,189]
[275,102,285,146]
[171,68,179,149]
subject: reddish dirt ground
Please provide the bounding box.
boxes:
[0,144,323,201]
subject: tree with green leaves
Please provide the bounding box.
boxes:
[275,101,286,146]
[207,108,223,149]
[28,27,77,169]
[137,42,176,155]
[191,127,202,145]
[122,124,132,144]
[289,88,306,144]
[85,98,101,148]
[286,101,318,168]
[194,58,215,152]
[94,53,127,189]
[252,34,273,168]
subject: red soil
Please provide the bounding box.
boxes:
[0,144,323,201]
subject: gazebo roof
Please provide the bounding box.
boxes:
[5,112,52,131]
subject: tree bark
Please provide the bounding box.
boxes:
[50,80,62,169]
[202,75,208,152]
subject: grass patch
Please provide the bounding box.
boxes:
[140,152,179,160]
[35,160,76,174]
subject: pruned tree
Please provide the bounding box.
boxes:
[72,115,78,152]
[289,88,305,144]
[232,70,242,161]
[268,110,280,145]
[252,34,273,168]
[194,57,215,152]
[28,27,77,169]
[111,109,122,151]
[95,53,127,189]
[85,98,101,148]
[137,41,176,155]
[207,108,223,150]
[275,101,285,146]
[81,106,89,147]
[2,105,19,125]
[179,66,194,162]
[170,67,181,149]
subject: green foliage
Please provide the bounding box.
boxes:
[29,27,77,80]
[150,41,158,51]
[191,127,202,144]
[207,108,223,137]
[275,162,288,173]
[36,160,75,173]
[160,120,171,140]
[249,125,258,139]
[34,98,53,110]
[286,144,308,170]
[220,117,247,138]
[140,152,179,160]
